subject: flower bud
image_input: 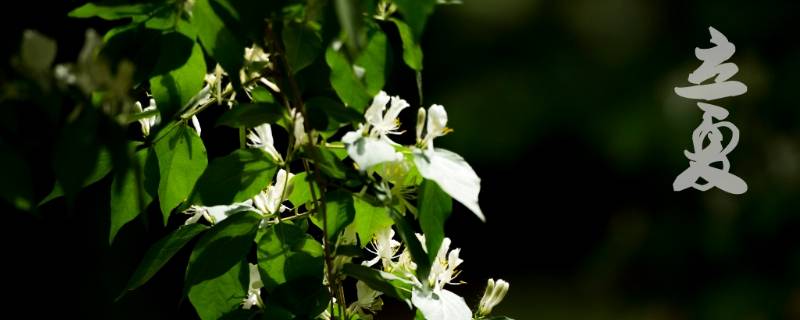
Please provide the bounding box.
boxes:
[477,278,509,317]
[416,107,426,143]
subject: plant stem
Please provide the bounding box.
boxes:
[266,20,348,319]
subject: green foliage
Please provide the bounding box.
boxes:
[68,2,162,20]
[192,0,245,73]
[124,223,209,293]
[154,124,208,223]
[353,196,394,247]
[52,109,107,203]
[215,103,285,128]
[39,146,113,206]
[418,180,452,263]
[46,1,503,318]
[311,146,350,180]
[390,208,432,282]
[257,223,328,317]
[186,211,261,289]
[109,145,153,244]
[287,172,319,207]
[305,96,362,132]
[342,263,412,300]
[311,190,356,241]
[283,22,323,74]
[326,46,372,112]
[393,0,436,40]
[356,30,390,95]
[391,18,423,71]
[191,148,278,206]
[257,223,324,289]
[150,34,206,118]
[188,258,250,320]
[0,142,33,211]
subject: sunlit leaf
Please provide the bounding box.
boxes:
[191,148,278,206]
[154,124,208,224]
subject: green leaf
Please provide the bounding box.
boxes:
[211,0,282,44]
[389,208,431,282]
[353,197,393,247]
[68,3,161,20]
[486,317,515,320]
[283,22,322,74]
[123,223,209,293]
[154,124,208,224]
[310,190,355,241]
[150,34,206,118]
[188,258,249,320]
[250,86,275,103]
[287,172,319,207]
[138,8,178,30]
[101,25,162,83]
[52,109,105,203]
[20,30,56,73]
[186,211,261,289]
[193,0,245,73]
[0,142,34,211]
[40,147,113,206]
[215,103,285,128]
[308,146,348,180]
[342,263,412,300]
[418,180,452,263]
[305,96,363,132]
[257,223,324,290]
[333,0,365,53]
[393,0,436,40]
[355,30,389,95]
[191,148,278,206]
[270,278,329,317]
[325,46,371,112]
[390,18,423,71]
[262,301,295,320]
[109,147,153,244]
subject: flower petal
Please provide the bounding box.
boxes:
[343,131,403,171]
[411,288,472,320]
[413,148,484,221]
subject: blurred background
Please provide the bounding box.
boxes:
[3,0,800,319]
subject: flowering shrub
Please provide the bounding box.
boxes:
[8,0,511,319]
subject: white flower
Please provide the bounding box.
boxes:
[293,110,309,149]
[363,91,409,142]
[134,98,160,137]
[183,201,255,225]
[342,131,404,171]
[425,104,449,148]
[252,169,294,215]
[247,123,283,162]
[191,115,202,136]
[477,278,509,317]
[242,263,264,310]
[411,288,471,320]
[417,104,451,150]
[416,235,463,291]
[342,91,408,171]
[413,104,485,221]
[245,46,270,64]
[348,280,383,319]
[407,235,472,320]
[362,227,401,271]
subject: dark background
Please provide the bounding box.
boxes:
[3,0,800,319]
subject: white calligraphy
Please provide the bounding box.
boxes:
[673,27,748,194]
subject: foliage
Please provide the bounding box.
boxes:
[3,0,512,319]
